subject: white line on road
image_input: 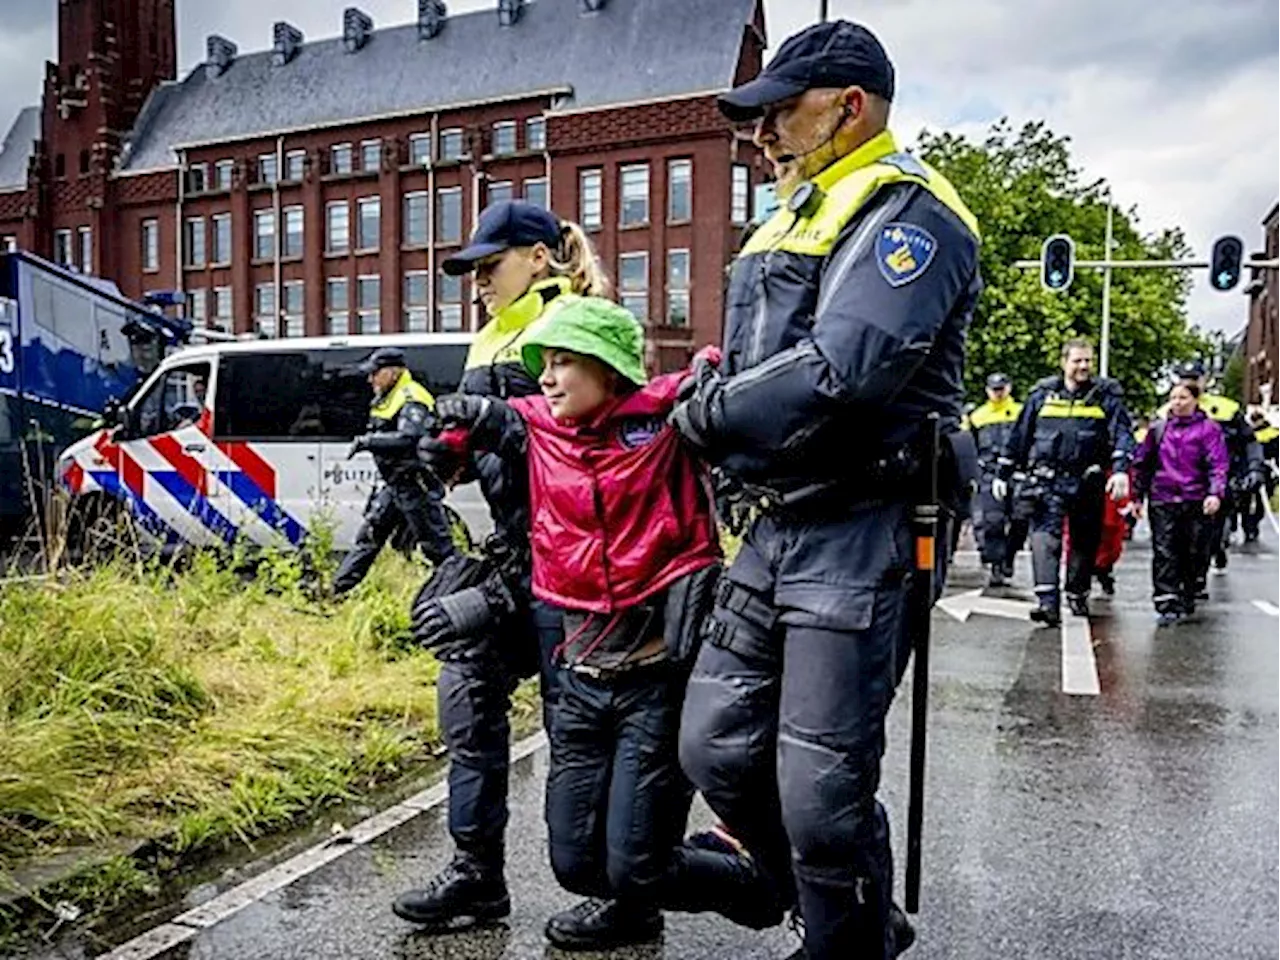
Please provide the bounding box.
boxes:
[1061,613,1101,696]
[1251,599,1280,617]
[103,731,549,960]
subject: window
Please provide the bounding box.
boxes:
[523,177,548,210]
[488,180,513,207]
[357,275,381,334]
[77,227,92,274]
[283,206,304,258]
[619,252,648,321]
[187,163,208,193]
[668,159,692,223]
[492,121,516,156]
[79,150,90,176]
[326,201,349,254]
[53,229,73,267]
[254,209,275,261]
[212,213,232,265]
[141,219,159,271]
[409,133,432,166]
[214,159,234,190]
[357,196,380,251]
[258,153,278,186]
[437,187,462,244]
[404,271,429,332]
[132,362,213,438]
[579,169,602,229]
[667,249,690,327]
[620,164,649,226]
[1,235,16,253]
[731,164,750,225]
[255,283,277,338]
[284,149,306,182]
[526,117,546,151]
[330,143,353,175]
[438,128,463,161]
[55,154,66,178]
[184,217,206,268]
[360,138,381,173]
[404,192,428,246]
[213,285,233,330]
[187,288,207,324]
[326,277,349,335]
[282,280,305,337]
[437,272,462,331]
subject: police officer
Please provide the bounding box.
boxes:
[967,372,1026,586]
[331,347,456,595]
[670,21,982,959]
[996,338,1133,625]
[1242,410,1278,543]
[1168,360,1264,574]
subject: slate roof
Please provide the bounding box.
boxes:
[0,106,40,191]
[120,0,758,173]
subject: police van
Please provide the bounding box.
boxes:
[56,332,480,554]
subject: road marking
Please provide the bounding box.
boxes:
[1061,613,1100,696]
[937,588,1034,622]
[1252,600,1280,617]
[102,730,549,959]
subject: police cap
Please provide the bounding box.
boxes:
[986,372,1011,389]
[1174,359,1206,380]
[717,20,895,123]
[442,201,562,276]
[359,346,407,375]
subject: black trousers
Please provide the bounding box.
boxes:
[332,478,455,595]
[974,474,1028,567]
[1149,501,1210,613]
[1029,475,1104,607]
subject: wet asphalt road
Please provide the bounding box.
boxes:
[38,528,1279,960]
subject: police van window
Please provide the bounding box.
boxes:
[214,352,315,441]
[402,344,468,397]
[132,362,211,438]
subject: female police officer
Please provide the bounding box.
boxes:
[391,200,611,928]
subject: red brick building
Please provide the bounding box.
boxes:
[0,0,769,370]
[1244,202,1279,408]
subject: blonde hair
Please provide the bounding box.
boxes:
[547,220,611,297]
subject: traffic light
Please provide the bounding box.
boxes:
[1041,234,1075,292]
[1209,235,1244,292]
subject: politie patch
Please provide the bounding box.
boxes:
[876,222,937,287]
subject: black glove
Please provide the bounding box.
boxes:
[412,586,493,650]
[670,374,722,454]
[434,394,489,429]
[418,435,466,482]
[347,435,370,459]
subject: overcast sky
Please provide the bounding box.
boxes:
[1,0,1275,336]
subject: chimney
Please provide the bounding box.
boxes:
[418,0,447,40]
[343,8,374,52]
[498,0,524,27]
[205,35,238,78]
[272,21,304,66]
[580,0,606,10]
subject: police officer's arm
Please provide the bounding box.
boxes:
[359,399,434,454]
[998,391,1043,479]
[707,190,980,454]
[430,394,528,465]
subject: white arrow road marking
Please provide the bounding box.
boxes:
[937,588,1036,622]
[1251,600,1280,617]
[1061,612,1101,696]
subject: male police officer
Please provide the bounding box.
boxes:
[1242,410,1278,543]
[1168,360,1264,575]
[670,21,981,959]
[996,338,1133,625]
[967,372,1025,586]
[332,347,457,594]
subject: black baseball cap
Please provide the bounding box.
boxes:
[358,346,407,375]
[717,20,895,124]
[442,200,561,276]
[986,372,1011,389]
[1175,359,1207,379]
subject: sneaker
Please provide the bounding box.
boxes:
[988,563,1007,588]
[1029,604,1060,627]
[1096,571,1116,596]
[1066,595,1090,618]
[392,856,510,927]
[544,898,662,951]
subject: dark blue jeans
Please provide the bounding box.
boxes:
[679,504,916,960]
[438,600,562,869]
[545,663,693,905]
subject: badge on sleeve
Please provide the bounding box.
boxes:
[876,223,938,287]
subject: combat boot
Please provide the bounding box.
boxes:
[392,854,510,926]
[1029,603,1060,627]
[1066,594,1090,618]
[1096,570,1116,596]
[783,902,916,958]
[544,898,662,951]
[988,563,1007,588]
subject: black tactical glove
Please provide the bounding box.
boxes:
[347,435,371,459]
[409,553,516,657]
[670,373,723,454]
[434,394,489,429]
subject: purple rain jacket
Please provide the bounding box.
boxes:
[1131,410,1229,505]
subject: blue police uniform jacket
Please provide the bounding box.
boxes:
[710,130,982,491]
[1001,375,1134,477]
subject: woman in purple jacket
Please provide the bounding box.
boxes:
[1132,381,1229,623]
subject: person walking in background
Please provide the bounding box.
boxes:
[966,372,1026,586]
[1241,409,1278,543]
[1131,381,1228,625]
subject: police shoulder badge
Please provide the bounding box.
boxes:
[876,222,938,287]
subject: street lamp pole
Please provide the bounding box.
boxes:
[1099,200,1114,378]
[819,0,830,22]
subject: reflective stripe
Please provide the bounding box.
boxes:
[1039,399,1105,419]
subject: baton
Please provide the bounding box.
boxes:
[905,413,941,915]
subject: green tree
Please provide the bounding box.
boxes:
[915,119,1210,414]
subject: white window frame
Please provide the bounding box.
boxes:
[356,196,381,252]
[141,219,159,272]
[731,164,750,225]
[1,235,17,253]
[491,121,517,156]
[214,159,234,190]
[667,158,692,223]
[330,143,354,175]
[282,280,305,337]
[409,133,432,166]
[184,217,206,268]
[525,117,546,152]
[53,228,73,268]
[360,138,382,173]
[326,277,350,335]
[258,153,278,186]
[213,285,234,331]
[403,191,429,247]
[284,149,306,182]
[254,282,276,338]
[579,169,602,230]
[253,209,275,261]
[523,176,548,210]
[326,200,349,254]
[187,163,209,193]
[666,248,690,328]
[282,205,304,259]
[357,274,381,334]
[436,187,463,245]
[488,180,513,207]
[211,213,232,266]
[403,270,430,332]
[437,271,463,332]
[438,128,464,162]
[618,251,649,322]
[77,226,92,274]
[187,287,207,325]
[620,163,650,227]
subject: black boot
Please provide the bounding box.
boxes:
[663,843,788,930]
[1096,570,1115,596]
[1066,594,1090,618]
[988,562,1006,588]
[392,854,510,927]
[783,901,916,958]
[1213,547,1228,570]
[544,898,662,951]
[1030,602,1060,627]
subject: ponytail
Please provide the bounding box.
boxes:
[548,220,611,297]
